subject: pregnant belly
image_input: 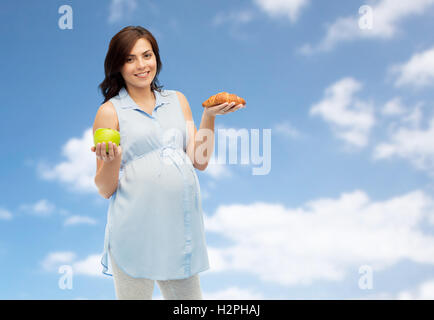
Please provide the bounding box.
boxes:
[111,152,198,233]
[119,152,197,198]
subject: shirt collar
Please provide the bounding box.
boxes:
[118,87,168,112]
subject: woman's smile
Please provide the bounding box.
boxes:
[135,71,150,78]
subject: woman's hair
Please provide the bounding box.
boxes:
[98,26,164,103]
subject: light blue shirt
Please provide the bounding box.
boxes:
[100,87,210,280]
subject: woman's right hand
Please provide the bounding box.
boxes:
[91,142,122,163]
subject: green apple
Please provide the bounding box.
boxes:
[94,128,121,153]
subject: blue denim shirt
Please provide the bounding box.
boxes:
[100,87,210,280]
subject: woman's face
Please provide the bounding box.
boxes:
[121,38,157,90]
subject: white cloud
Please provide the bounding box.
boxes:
[274,121,300,139]
[254,0,310,23]
[40,189,434,287]
[32,199,55,214]
[37,128,97,194]
[299,16,360,55]
[391,47,434,88]
[401,104,423,129]
[41,251,76,272]
[368,278,434,299]
[108,0,137,24]
[382,98,423,133]
[203,162,232,179]
[19,199,56,217]
[382,97,408,116]
[204,189,434,286]
[17,199,92,224]
[41,251,104,277]
[64,215,98,226]
[373,115,434,176]
[397,279,434,299]
[309,77,375,148]
[0,207,13,220]
[300,0,434,54]
[72,254,104,277]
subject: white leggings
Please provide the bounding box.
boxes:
[109,252,203,300]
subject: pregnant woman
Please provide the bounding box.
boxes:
[91,26,245,300]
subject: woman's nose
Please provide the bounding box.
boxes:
[137,57,146,68]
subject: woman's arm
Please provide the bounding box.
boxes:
[176,91,213,170]
[92,101,122,198]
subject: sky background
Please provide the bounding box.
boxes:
[1,0,434,300]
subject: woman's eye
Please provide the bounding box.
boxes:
[126,54,151,62]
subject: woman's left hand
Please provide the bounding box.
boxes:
[204,102,246,117]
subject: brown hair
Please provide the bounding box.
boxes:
[98,26,164,103]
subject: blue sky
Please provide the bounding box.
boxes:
[1,0,434,299]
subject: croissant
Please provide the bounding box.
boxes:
[202,92,246,108]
